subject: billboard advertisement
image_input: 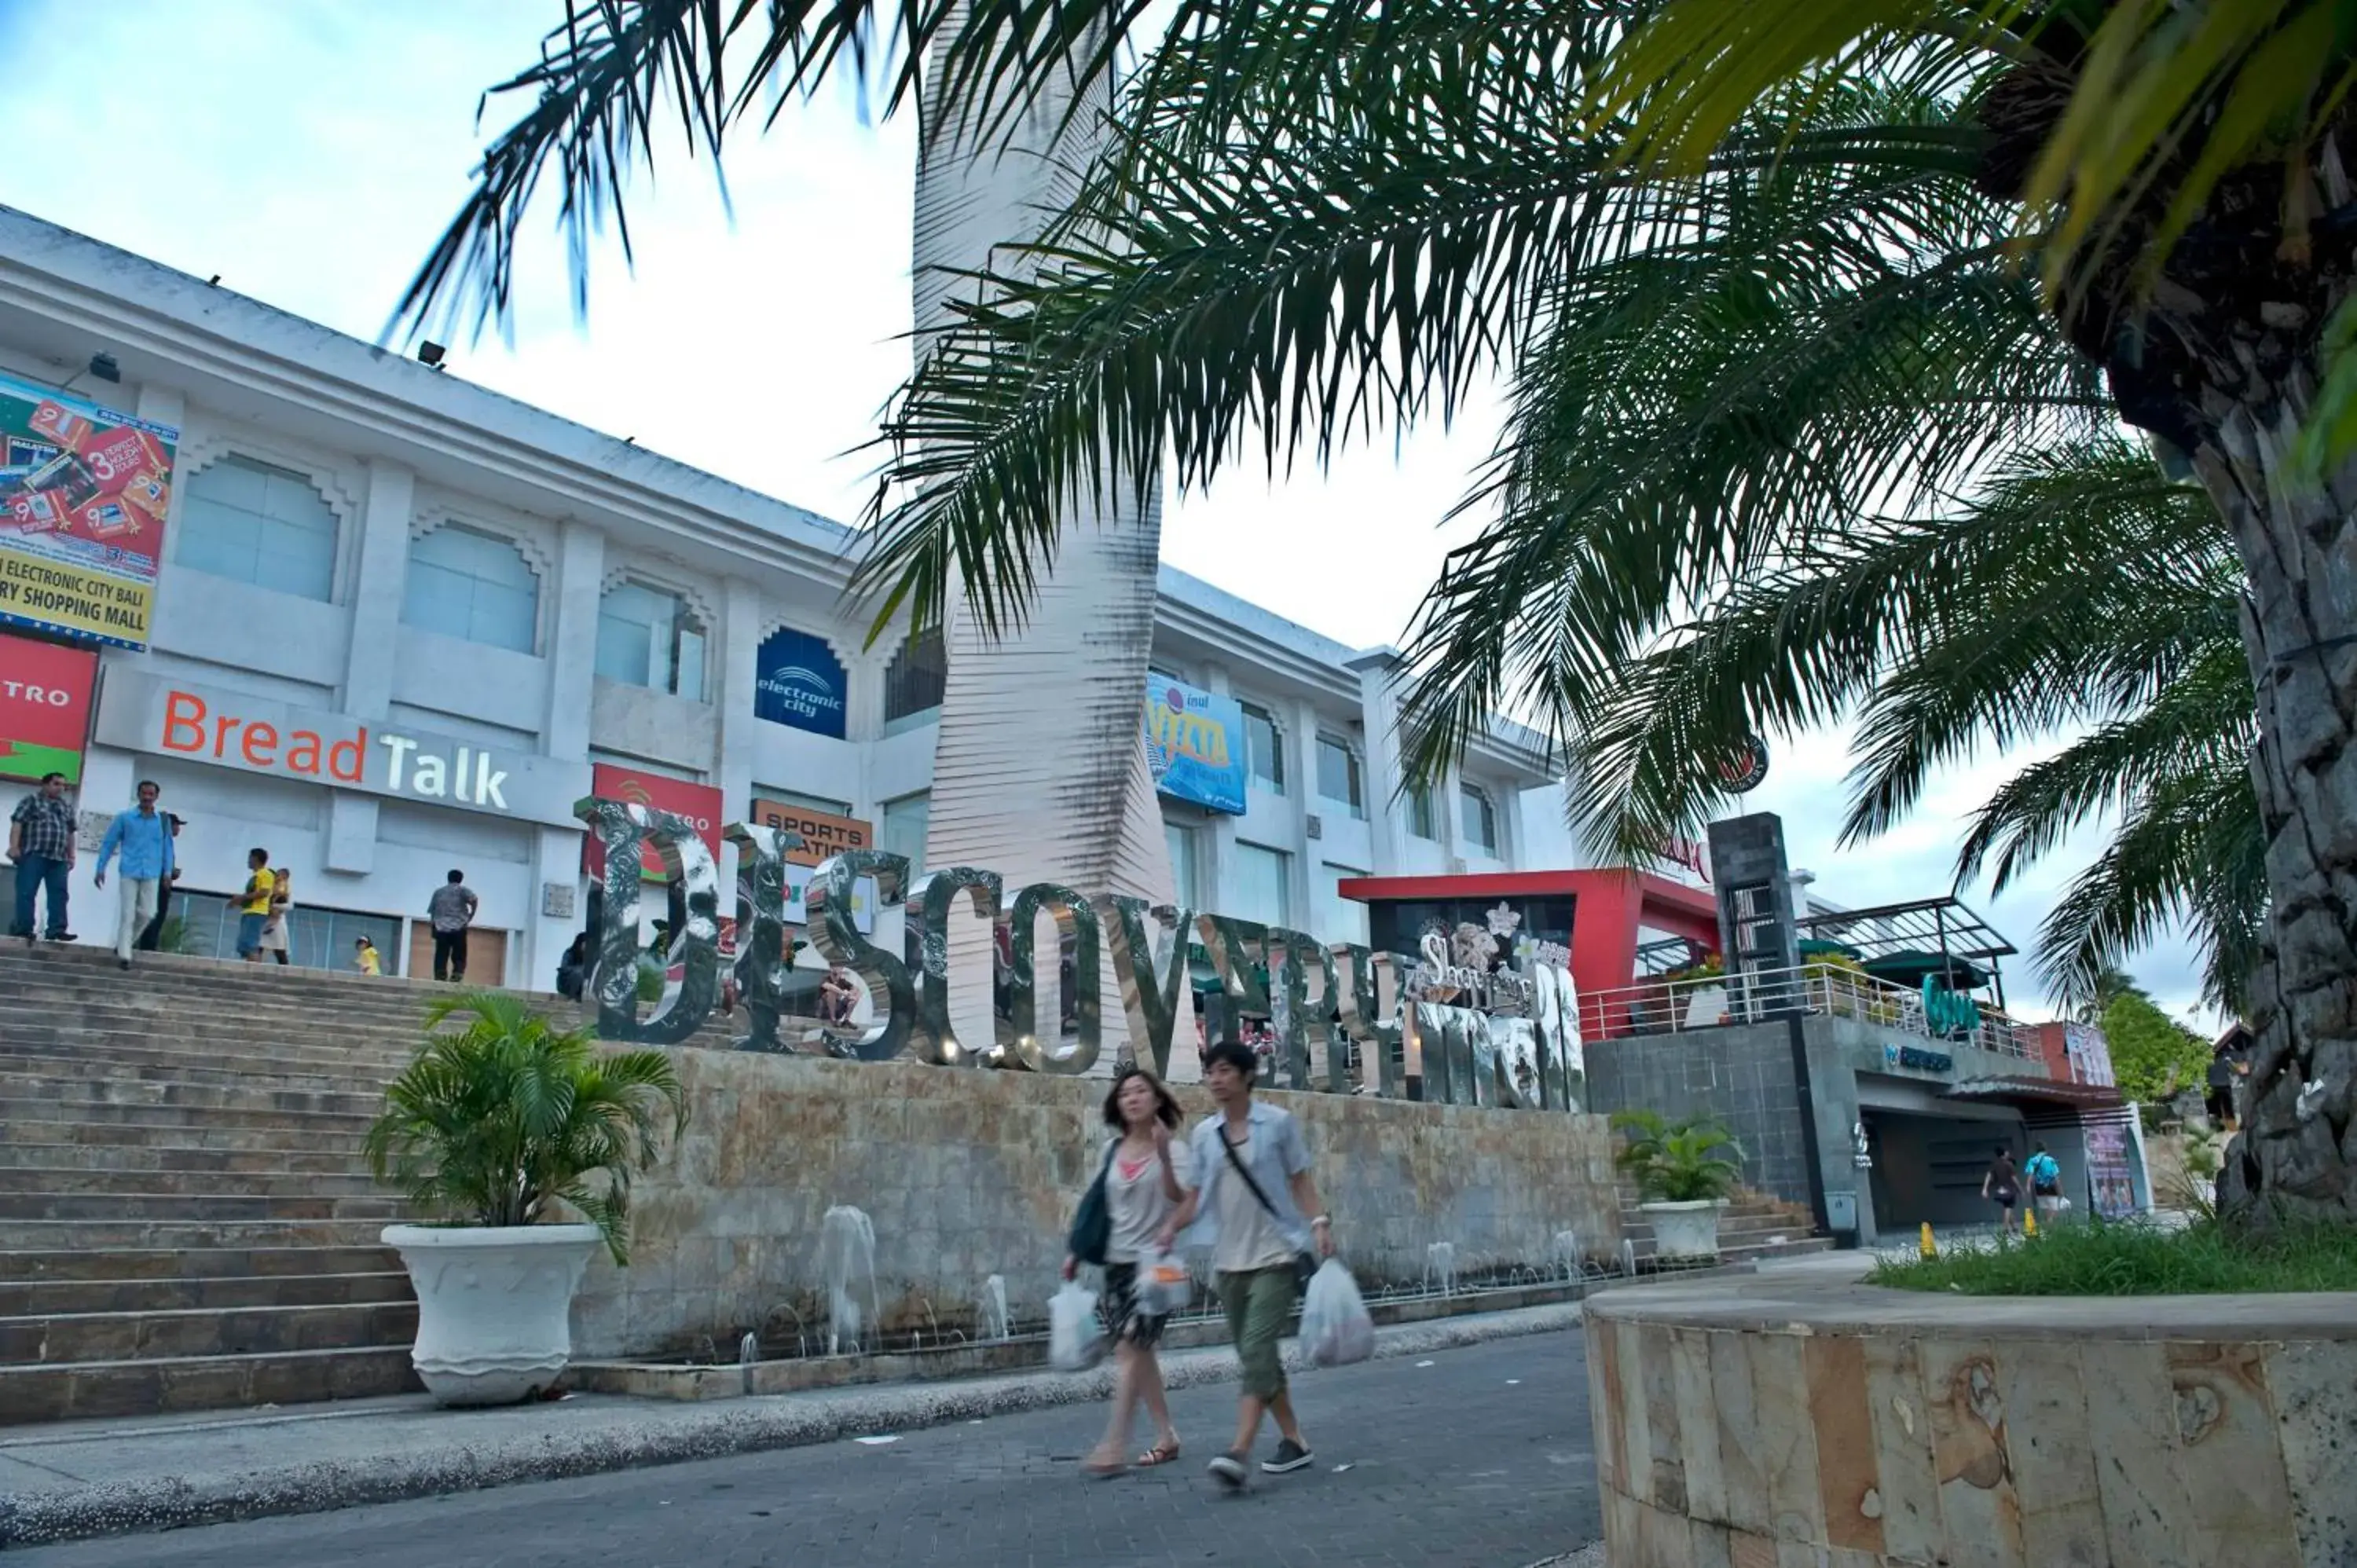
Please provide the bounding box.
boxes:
[584,763,724,881]
[1144,676,1245,815]
[0,630,99,783]
[0,369,177,650]
[753,626,848,738]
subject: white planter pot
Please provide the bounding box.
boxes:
[1640,1200,1726,1262]
[383,1223,603,1407]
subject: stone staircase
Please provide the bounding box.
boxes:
[1615,1186,1832,1269]
[0,941,737,1425]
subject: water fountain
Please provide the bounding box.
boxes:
[1553,1229,1583,1282]
[739,1331,760,1394]
[1424,1241,1457,1298]
[1620,1236,1638,1277]
[979,1275,1010,1342]
[819,1205,882,1356]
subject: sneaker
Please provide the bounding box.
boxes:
[118,958,131,970]
[47,932,75,943]
[1207,1451,1248,1490]
[1261,1438,1314,1475]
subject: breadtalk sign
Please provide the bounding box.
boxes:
[91,670,590,828]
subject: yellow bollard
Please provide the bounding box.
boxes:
[2024,1206,2038,1239]
[1919,1222,1936,1258]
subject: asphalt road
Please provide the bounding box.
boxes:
[16,1332,1600,1568]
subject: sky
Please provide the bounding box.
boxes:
[0,1,2212,1021]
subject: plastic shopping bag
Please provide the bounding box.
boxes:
[1048,1281,1104,1372]
[1137,1248,1192,1317]
[1299,1258,1375,1368]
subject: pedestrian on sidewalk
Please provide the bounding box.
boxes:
[1065,1064,1192,1478]
[1160,1038,1336,1491]
[136,812,185,951]
[93,780,174,969]
[2025,1142,2065,1224]
[258,866,293,965]
[8,771,78,943]
[353,935,382,975]
[233,848,275,962]
[427,868,477,982]
[1982,1145,2022,1236]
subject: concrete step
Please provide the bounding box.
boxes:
[0,1270,412,1317]
[0,1192,401,1222]
[0,1120,371,1155]
[0,1298,417,1365]
[0,1218,392,1251]
[0,1166,382,1197]
[0,1136,372,1174]
[0,1099,377,1134]
[0,1345,420,1424]
[0,1245,399,1284]
[0,1075,386,1117]
[0,1048,403,1094]
[0,1018,422,1057]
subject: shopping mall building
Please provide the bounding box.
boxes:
[0,209,1572,993]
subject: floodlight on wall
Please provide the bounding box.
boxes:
[87,354,120,383]
[416,341,447,368]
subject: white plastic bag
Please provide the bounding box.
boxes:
[1136,1248,1192,1317]
[1299,1258,1375,1368]
[1048,1281,1104,1372]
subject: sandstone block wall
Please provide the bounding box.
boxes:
[1585,1274,2357,1567]
[572,1049,1625,1360]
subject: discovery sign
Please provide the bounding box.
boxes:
[92,670,591,828]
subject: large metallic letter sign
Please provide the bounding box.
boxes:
[808,850,915,1061]
[725,821,805,1053]
[1002,882,1103,1075]
[1102,897,1195,1076]
[1333,945,1409,1098]
[1194,914,1270,1050]
[576,796,720,1046]
[1528,962,1582,1110]
[904,866,1003,1066]
[1263,929,1339,1094]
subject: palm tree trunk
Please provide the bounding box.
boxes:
[909,16,1183,1073]
[2193,401,2357,1224]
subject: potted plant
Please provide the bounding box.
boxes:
[1611,1110,1746,1261]
[366,992,687,1406]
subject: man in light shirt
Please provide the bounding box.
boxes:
[93,780,174,969]
[1160,1037,1336,1491]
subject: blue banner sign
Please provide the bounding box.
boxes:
[754,626,848,738]
[1144,676,1245,815]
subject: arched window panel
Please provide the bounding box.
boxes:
[403,524,540,654]
[177,454,339,601]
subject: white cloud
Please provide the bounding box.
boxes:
[0,0,2209,1020]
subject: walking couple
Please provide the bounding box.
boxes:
[1065,1039,1336,1490]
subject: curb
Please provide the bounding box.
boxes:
[0,1301,1586,1548]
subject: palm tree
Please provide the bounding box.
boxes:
[398,5,2351,1218]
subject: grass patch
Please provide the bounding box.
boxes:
[1868,1218,2357,1296]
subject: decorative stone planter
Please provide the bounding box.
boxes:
[383,1223,603,1407]
[1638,1198,1724,1261]
[1585,1264,2357,1566]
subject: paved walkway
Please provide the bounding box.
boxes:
[13,1334,1600,1568]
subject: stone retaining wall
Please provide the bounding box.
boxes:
[573,1049,1624,1359]
[1585,1267,2357,1567]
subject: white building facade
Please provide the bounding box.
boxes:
[0,210,1568,991]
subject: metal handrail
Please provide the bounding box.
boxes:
[1578,961,2039,1059]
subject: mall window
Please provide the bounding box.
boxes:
[1315,735,1364,818]
[1242,704,1285,793]
[1318,863,1370,946]
[882,791,930,877]
[177,454,339,601]
[885,629,947,731]
[1406,782,1437,840]
[1233,841,1290,929]
[163,888,402,974]
[1461,782,1499,855]
[1164,821,1199,911]
[596,581,706,700]
[402,524,539,654]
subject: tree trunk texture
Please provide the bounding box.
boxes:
[2191,395,2357,1225]
[908,19,1186,1075]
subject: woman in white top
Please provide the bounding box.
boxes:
[1064,1065,1193,1476]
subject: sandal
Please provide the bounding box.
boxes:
[1136,1438,1182,1467]
[1081,1451,1129,1478]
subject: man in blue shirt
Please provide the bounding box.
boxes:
[94,780,175,969]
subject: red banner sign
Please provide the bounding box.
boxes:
[584,763,725,881]
[0,630,97,783]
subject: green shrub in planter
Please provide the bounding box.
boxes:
[1611,1110,1745,1203]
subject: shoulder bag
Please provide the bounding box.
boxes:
[1218,1127,1318,1291]
[1066,1140,1122,1266]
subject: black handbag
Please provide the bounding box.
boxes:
[1066,1141,1121,1266]
[1219,1128,1318,1291]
